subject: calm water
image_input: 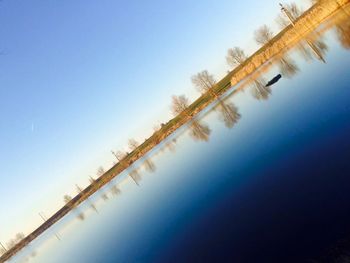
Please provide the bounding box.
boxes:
[11,9,350,263]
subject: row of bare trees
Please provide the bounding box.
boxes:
[83,0,340,200]
[0,232,25,256]
[60,0,347,228]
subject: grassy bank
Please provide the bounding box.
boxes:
[1,1,349,262]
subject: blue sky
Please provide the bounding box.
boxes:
[0,0,308,243]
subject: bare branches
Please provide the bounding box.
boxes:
[76,184,83,194]
[191,70,217,96]
[226,47,247,67]
[287,3,303,20]
[171,95,190,116]
[89,176,96,184]
[63,195,72,204]
[96,166,105,177]
[276,3,303,29]
[112,150,127,161]
[254,25,274,46]
[128,138,139,151]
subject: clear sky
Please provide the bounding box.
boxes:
[0,0,307,243]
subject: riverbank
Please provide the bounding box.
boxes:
[1,1,349,262]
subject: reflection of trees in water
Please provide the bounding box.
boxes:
[189,120,211,142]
[129,169,141,186]
[250,78,271,101]
[143,158,156,173]
[160,139,177,153]
[90,203,98,213]
[63,194,85,221]
[110,185,121,196]
[337,23,350,49]
[277,56,299,78]
[16,248,37,262]
[313,37,328,56]
[165,140,176,152]
[216,101,241,128]
[296,41,314,61]
[77,213,85,221]
[335,8,350,49]
[299,33,329,62]
[297,37,328,62]
[101,193,109,201]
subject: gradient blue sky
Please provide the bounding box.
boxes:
[0,0,307,243]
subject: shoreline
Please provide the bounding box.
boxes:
[1,1,349,262]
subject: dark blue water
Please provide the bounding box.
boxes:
[15,13,350,263]
[159,116,350,263]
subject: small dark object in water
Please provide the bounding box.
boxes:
[265,74,282,87]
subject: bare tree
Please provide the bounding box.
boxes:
[96,166,105,177]
[4,233,25,250]
[128,138,139,151]
[226,47,248,67]
[254,25,274,46]
[112,150,127,161]
[152,124,162,143]
[276,13,290,29]
[15,233,25,242]
[191,70,217,97]
[277,2,302,28]
[171,95,190,116]
[63,194,72,204]
[6,239,16,250]
[76,184,83,194]
[89,176,96,184]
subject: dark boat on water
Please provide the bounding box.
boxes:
[266,74,282,87]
